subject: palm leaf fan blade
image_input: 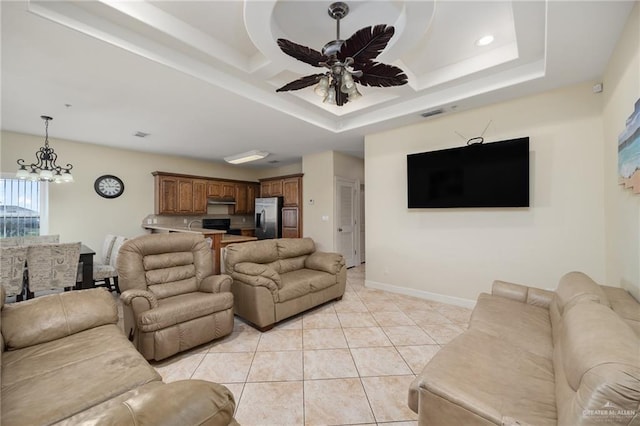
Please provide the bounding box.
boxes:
[276,74,325,92]
[338,25,395,63]
[354,62,408,87]
[277,39,327,67]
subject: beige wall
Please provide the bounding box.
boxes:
[602,2,640,299]
[365,83,607,305]
[302,151,334,251]
[1,131,261,258]
[256,162,302,179]
[301,151,365,253]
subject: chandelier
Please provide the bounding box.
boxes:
[16,116,74,183]
[276,2,407,106]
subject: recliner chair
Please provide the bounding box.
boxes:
[117,233,234,361]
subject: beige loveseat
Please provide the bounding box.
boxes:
[409,271,640,426]
[224,238,346,331]
[0,287,237,425]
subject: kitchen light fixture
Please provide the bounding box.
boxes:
[224,150,269,165]
[16,116,74,183]
[275,2,407,106]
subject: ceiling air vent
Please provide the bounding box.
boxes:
[268,160,280,164]
[420,109,444,118]
[134,131,150,138]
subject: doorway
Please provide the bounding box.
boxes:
[335,177,359,268]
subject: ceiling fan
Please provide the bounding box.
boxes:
[275,2,408,106]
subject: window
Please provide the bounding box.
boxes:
[0,177,48,237]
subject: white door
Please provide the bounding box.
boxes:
[336,178,358,268]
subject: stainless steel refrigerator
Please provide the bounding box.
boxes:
[254,197,283,239]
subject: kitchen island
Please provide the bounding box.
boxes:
[142,224,257,274]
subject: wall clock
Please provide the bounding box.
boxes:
[94,175,124,199]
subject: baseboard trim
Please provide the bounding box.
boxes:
[365,279,476,309]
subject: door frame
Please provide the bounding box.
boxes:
[334,176,360,267]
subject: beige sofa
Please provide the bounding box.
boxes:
[224,238,346,331]
[409,271,640,426]
[0,287,237,425]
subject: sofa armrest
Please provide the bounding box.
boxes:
[120,289,159,310]
[492,280,528,302]
[492,280,554,309]
[90,380,237,426]
[305,252,345,275]
[1,288,117,350]
[199,274,233,293]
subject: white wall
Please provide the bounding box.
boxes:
[1,131,261,259]
[365,83,607,304]
[602,2,640,299]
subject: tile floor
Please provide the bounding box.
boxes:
[149,264,472,426]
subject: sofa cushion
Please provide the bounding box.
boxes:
[278,255,308,274]
[225,239,279,273]
[410,329,556,426]
[276,238,315,259]
[554,271,610,315]
[139,292,234,332]
[1,289,118,350]
[470,293,553,359]
[1,324,161,426]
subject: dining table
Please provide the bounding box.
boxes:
[76,244,96,290]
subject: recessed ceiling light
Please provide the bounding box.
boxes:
[476,35,494,46]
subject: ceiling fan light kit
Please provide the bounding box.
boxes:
[276,1,407,107]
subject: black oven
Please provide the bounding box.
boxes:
[201,218,241,235]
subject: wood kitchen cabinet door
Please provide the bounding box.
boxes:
[262,179,283,197]
[177,179,194,213]
[192,180,207,214]
[282,207,300,238]
[222,183,235,199]
[247,184,259,213]
[234,184,248,214]
[157,175,178,214]
[207,181,223,197]
[283,177,301,206]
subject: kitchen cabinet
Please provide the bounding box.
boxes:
[282,177,301,206]
[247,184,259,214]
[240,228,255,237]
[154,172,261,216]
[282,207,300,238]
[154,174,201,215]
[233,184,248,214]
[261,180,283,197]
[192,180,207,214]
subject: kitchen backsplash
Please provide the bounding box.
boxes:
[143,213,255,229]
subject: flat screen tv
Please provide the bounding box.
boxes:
[407,137,530,208]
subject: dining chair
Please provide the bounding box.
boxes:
[0,237,23,247]
[0,246,28,301]
[26,242,81,299]
[22,234,60,245]
[91,235,126,293]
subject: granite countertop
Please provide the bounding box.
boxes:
[142,224,226,235]
[221,235,257,244]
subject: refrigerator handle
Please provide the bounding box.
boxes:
[260,209,267,232]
